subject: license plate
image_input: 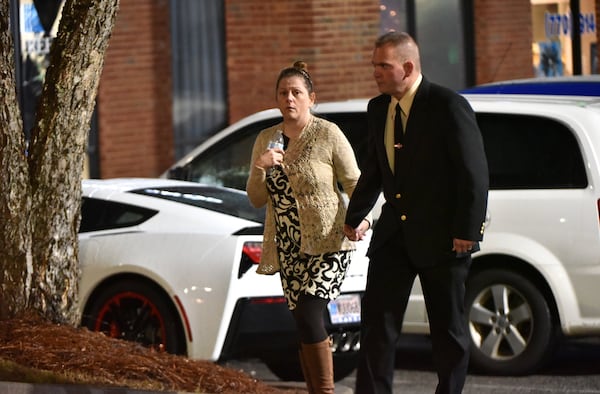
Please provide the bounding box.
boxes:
[327,294,361,324]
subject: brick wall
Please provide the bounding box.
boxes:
[225,0,380,123]
[95,1,598,178]
[96,0,174,178]
[473,0,535,84]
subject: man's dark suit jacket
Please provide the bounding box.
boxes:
[346,77,489,267]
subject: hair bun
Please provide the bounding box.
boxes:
[293,60,308,72]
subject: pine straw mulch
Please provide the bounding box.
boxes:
[0,314,305,393]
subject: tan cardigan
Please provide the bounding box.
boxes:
[246,115,365,274]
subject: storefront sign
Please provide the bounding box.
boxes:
[545,11,596,38]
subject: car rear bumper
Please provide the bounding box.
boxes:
[219,293,363,360]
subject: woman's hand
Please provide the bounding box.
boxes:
[254,147,284,170]
[344,219,370,241]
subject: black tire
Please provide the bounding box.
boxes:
[263,341,359,382]
[465,269,559,375]
[263,352,304,382]
[333,351,360,381]
[264,351,358,382]
[83,279,186,355]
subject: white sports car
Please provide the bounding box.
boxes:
[78,177,368,381]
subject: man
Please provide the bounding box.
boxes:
[344,32,489,394]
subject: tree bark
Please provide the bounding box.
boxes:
[0,0,118,324]
[0,0,33,320]
[27,0,119,324]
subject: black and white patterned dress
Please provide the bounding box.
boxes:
[267,164,351,310]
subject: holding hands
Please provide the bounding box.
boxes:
[344,219,370,241]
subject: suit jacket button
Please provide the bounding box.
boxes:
[395,193,401,199]
[400,214,407,221]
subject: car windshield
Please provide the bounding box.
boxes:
[130,185,265,224]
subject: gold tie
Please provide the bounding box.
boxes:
[394,103,404,148]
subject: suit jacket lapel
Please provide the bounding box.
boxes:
[372,97,395,184]
[395,78,430,185]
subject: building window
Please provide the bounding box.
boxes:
[531,0,598,76]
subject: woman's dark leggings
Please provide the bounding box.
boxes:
[291,293,330,344]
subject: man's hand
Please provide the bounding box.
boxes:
[452,238,475,254]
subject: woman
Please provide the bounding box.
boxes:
[246,61,370,393]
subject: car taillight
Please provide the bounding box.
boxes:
[597,199,600,227]
[250,297,287,305]
[242,241,262,263]
[238,241,263,278]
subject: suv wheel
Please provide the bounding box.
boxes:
[465,269,559,375]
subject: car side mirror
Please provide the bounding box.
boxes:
[167,165,189,180]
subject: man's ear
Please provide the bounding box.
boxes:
[403,61,415,76]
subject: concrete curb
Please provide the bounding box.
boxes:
[0,381,354,394]
[0,381,186,393]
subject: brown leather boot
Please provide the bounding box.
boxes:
[299,348,315,393]
[300,339,334,394]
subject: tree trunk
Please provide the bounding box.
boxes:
[26,0,119,324]
[0,0,33,320]
[0,0,118,323]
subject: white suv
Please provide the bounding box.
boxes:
[165,78,600,376]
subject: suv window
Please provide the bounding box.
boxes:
[184,118,281,190]
[316,112,369,169]
[80,198,157,233]
[477,113,587,190]
[176,112,368,190]
[171,109,588,192]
